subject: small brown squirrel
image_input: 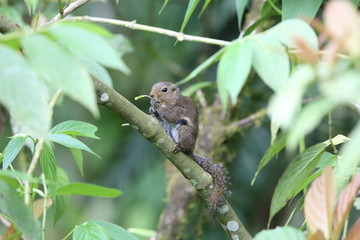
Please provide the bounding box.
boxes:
[149,81,231,216]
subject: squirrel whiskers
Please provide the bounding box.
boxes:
[149,81,231,216]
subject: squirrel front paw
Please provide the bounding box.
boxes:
[149,106,159,117]
[172,144,182,153]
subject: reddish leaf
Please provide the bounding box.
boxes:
[304,167,336,238]
[345,218,360,240]
[0,225,19,240]
[33,198,53,220]
[307,230,325,240]
[333,173,360,239]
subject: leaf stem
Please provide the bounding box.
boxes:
[41,175,48,240]
[61,227,75,240]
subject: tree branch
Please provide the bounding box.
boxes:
[63,16,231,46]
[46,0,93,25]
[94,79,252,240]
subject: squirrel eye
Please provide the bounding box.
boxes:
[161,87,168,92]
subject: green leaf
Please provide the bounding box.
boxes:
[70,148,84,177]
[158,0,170,14]
[54,167,70,224]
[78,56,113,88]
[40,142,57,194]
[2,135,28,170]
[50,120,99,139]
[56,182,122,198]
[49,133,100,158]
[252,34,289,91]
[217,40,252,108]
[244,12,278,37]
[128,228,155,238]
[92,220,139,240]
[181,82,212,97]
[180,0,200,33]
[49,23,130,74]
[20,34,98,117]
[0,170,39,183]
[73,221,109,240]
[177,47,226,85]
[269,142,329,224]
[0,180,41,240]
[254,226,305,240]
[199,0,213,17]
[266,19,319,51]
[24,0,39,14]
[352,0,360,6]
[282,0,322,22]
[337,122,360,189]
[0,44,50,137]
[235,0,248,30]
[251,132,287,185]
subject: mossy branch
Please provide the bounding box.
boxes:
[94,79,252,240]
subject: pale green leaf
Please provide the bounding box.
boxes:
[78,56,113,88]
[254,226,305,240]
[49,133,100,158]
[236,0,248,30]
[217,40,252,108]
[282,0,322,22]
[177,47,226,85]
[93,220,139,240]
[54,167,70,224]
[40,142,57,194]
[20,34,98,117]
[252,34,289,91]
[128,228,155,238]
[181,82,212,97]
[56,182,122,198]
[2,135,27,169]
[180,0,200,33]
[0,180,41,240]
[73,222,109,240]
[251,132,287,185]
[0,45,50,137]
[50,120,99,139]
[0,170,39,183]
[49,23,130,74]
[266,19,318,51]
[24,0,39,14]
[70,148,84,177]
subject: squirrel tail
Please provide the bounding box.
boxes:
[192,155,231,216]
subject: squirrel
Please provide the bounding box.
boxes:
[149,81,231,216]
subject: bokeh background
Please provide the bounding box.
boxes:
[0,0,359,239]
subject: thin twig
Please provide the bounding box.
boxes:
[48,89,62,117]
[63,16,231,47]
[46,0,93,25]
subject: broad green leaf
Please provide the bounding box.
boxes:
[251,132,287,185]
[49,23,130,74]
[177,47,226,85]
[73,221,109,240]
[266,19,318,51]
[287,98,334,151]
[20,34,98,117]
[180,0,200,33]
[182,82,212,97]
[49,133,100,158]
[269,65,314,128]
[40,142,57,194]
[54,167,69,224]
[78,56,113,87]
[254,226,305,240]
[252,34,289,91]
[282,0,322,22]
[0,180,41,240]
[24,0,39,14]
[235,0,248,30]
[50,120,99,139]
[0,44,50,137]
[304,167,336,239]
[352,0,360,6]
[2,135,27,169]
[269,142,328,223]
[70,148,84,177]
[92,220,139,240]
[337,122,360,189]
[0,6,27,27]
[56,182,121,198]
[0,170,39,183]
[217,40,252,108]
[159,0,170,14]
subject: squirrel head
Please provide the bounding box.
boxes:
[149,82,180,104]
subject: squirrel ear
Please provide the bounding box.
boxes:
[171,86,178,91]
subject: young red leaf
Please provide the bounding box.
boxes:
[333,173,360,239]
[304,167,336,238]
[344,218,360,240]
[306,230,325,240]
